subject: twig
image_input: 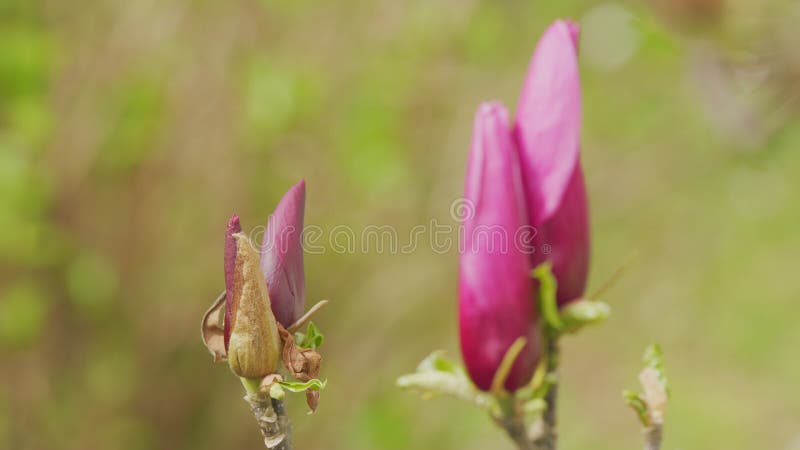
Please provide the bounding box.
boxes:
[287,300,329,333]
[490,338,536,450]
[531,335,559,450]
[244,390,292,450]
[643,422,663,450]
[588,251,637,300]
[494,398,535,450]
[625,346,669,450]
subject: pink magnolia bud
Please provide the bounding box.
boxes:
[514,20,590,305]
[261,180,306,327]
[459,103,539,391]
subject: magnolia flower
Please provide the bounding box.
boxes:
[458,20,590,391]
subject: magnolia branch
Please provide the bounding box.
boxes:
[638,366,667,450]
[625,347,669,450]
[643,422,663,450]
[494,401,535,450]
[244,391,292,450]
[531,337,559,450]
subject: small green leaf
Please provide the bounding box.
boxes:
[560,300,611,333]
[269,383,285,400]
[278,378,327,392]
[397,351,494,411]
[294,322,324,350]
[643,344,663,368]
[642,344,669,397]
[416,350,462,373]
[532,262,563,332]
[522,398,547,416]
[623,390,649,426]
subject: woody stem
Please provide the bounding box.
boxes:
[495,398,535,450]
[532,333,559,450]
[643,421,663,450]
[241,378,292,449]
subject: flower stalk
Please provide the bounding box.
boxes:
[643,422,663,450]
[530,336,559,450]
[494,397,536,450]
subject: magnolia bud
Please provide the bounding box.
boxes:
[225,228,282,378]
[459,103,539,392]
[514,20,590,306]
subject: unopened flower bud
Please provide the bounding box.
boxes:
[225,225,282,378]
[459,103,539,392]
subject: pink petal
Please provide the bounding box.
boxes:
[261,180,306,327]
[534,163,590,304]
[514,19,582,224]
[459,102,539,391]
[515,20,590,303]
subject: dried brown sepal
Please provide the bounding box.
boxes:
[201,291,228,362]
[278,323,323,412]
[305,386,320,413]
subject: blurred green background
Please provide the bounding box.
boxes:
[1,0,799,449]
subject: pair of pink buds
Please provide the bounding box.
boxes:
[459,20,590,391]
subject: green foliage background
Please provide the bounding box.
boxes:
[1,1,799,449]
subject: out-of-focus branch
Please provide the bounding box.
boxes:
[494,399,535,450]
[531,335,559,450]
[624,345,669,450]
[643,421,663,450]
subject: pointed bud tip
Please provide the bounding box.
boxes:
[272,180,307,217]
[477,101,508,119]
[562,19,580,40]
[472,101,512,139]
[288,180,307,204]
[227,215,242,234]
[552,19,580,51]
